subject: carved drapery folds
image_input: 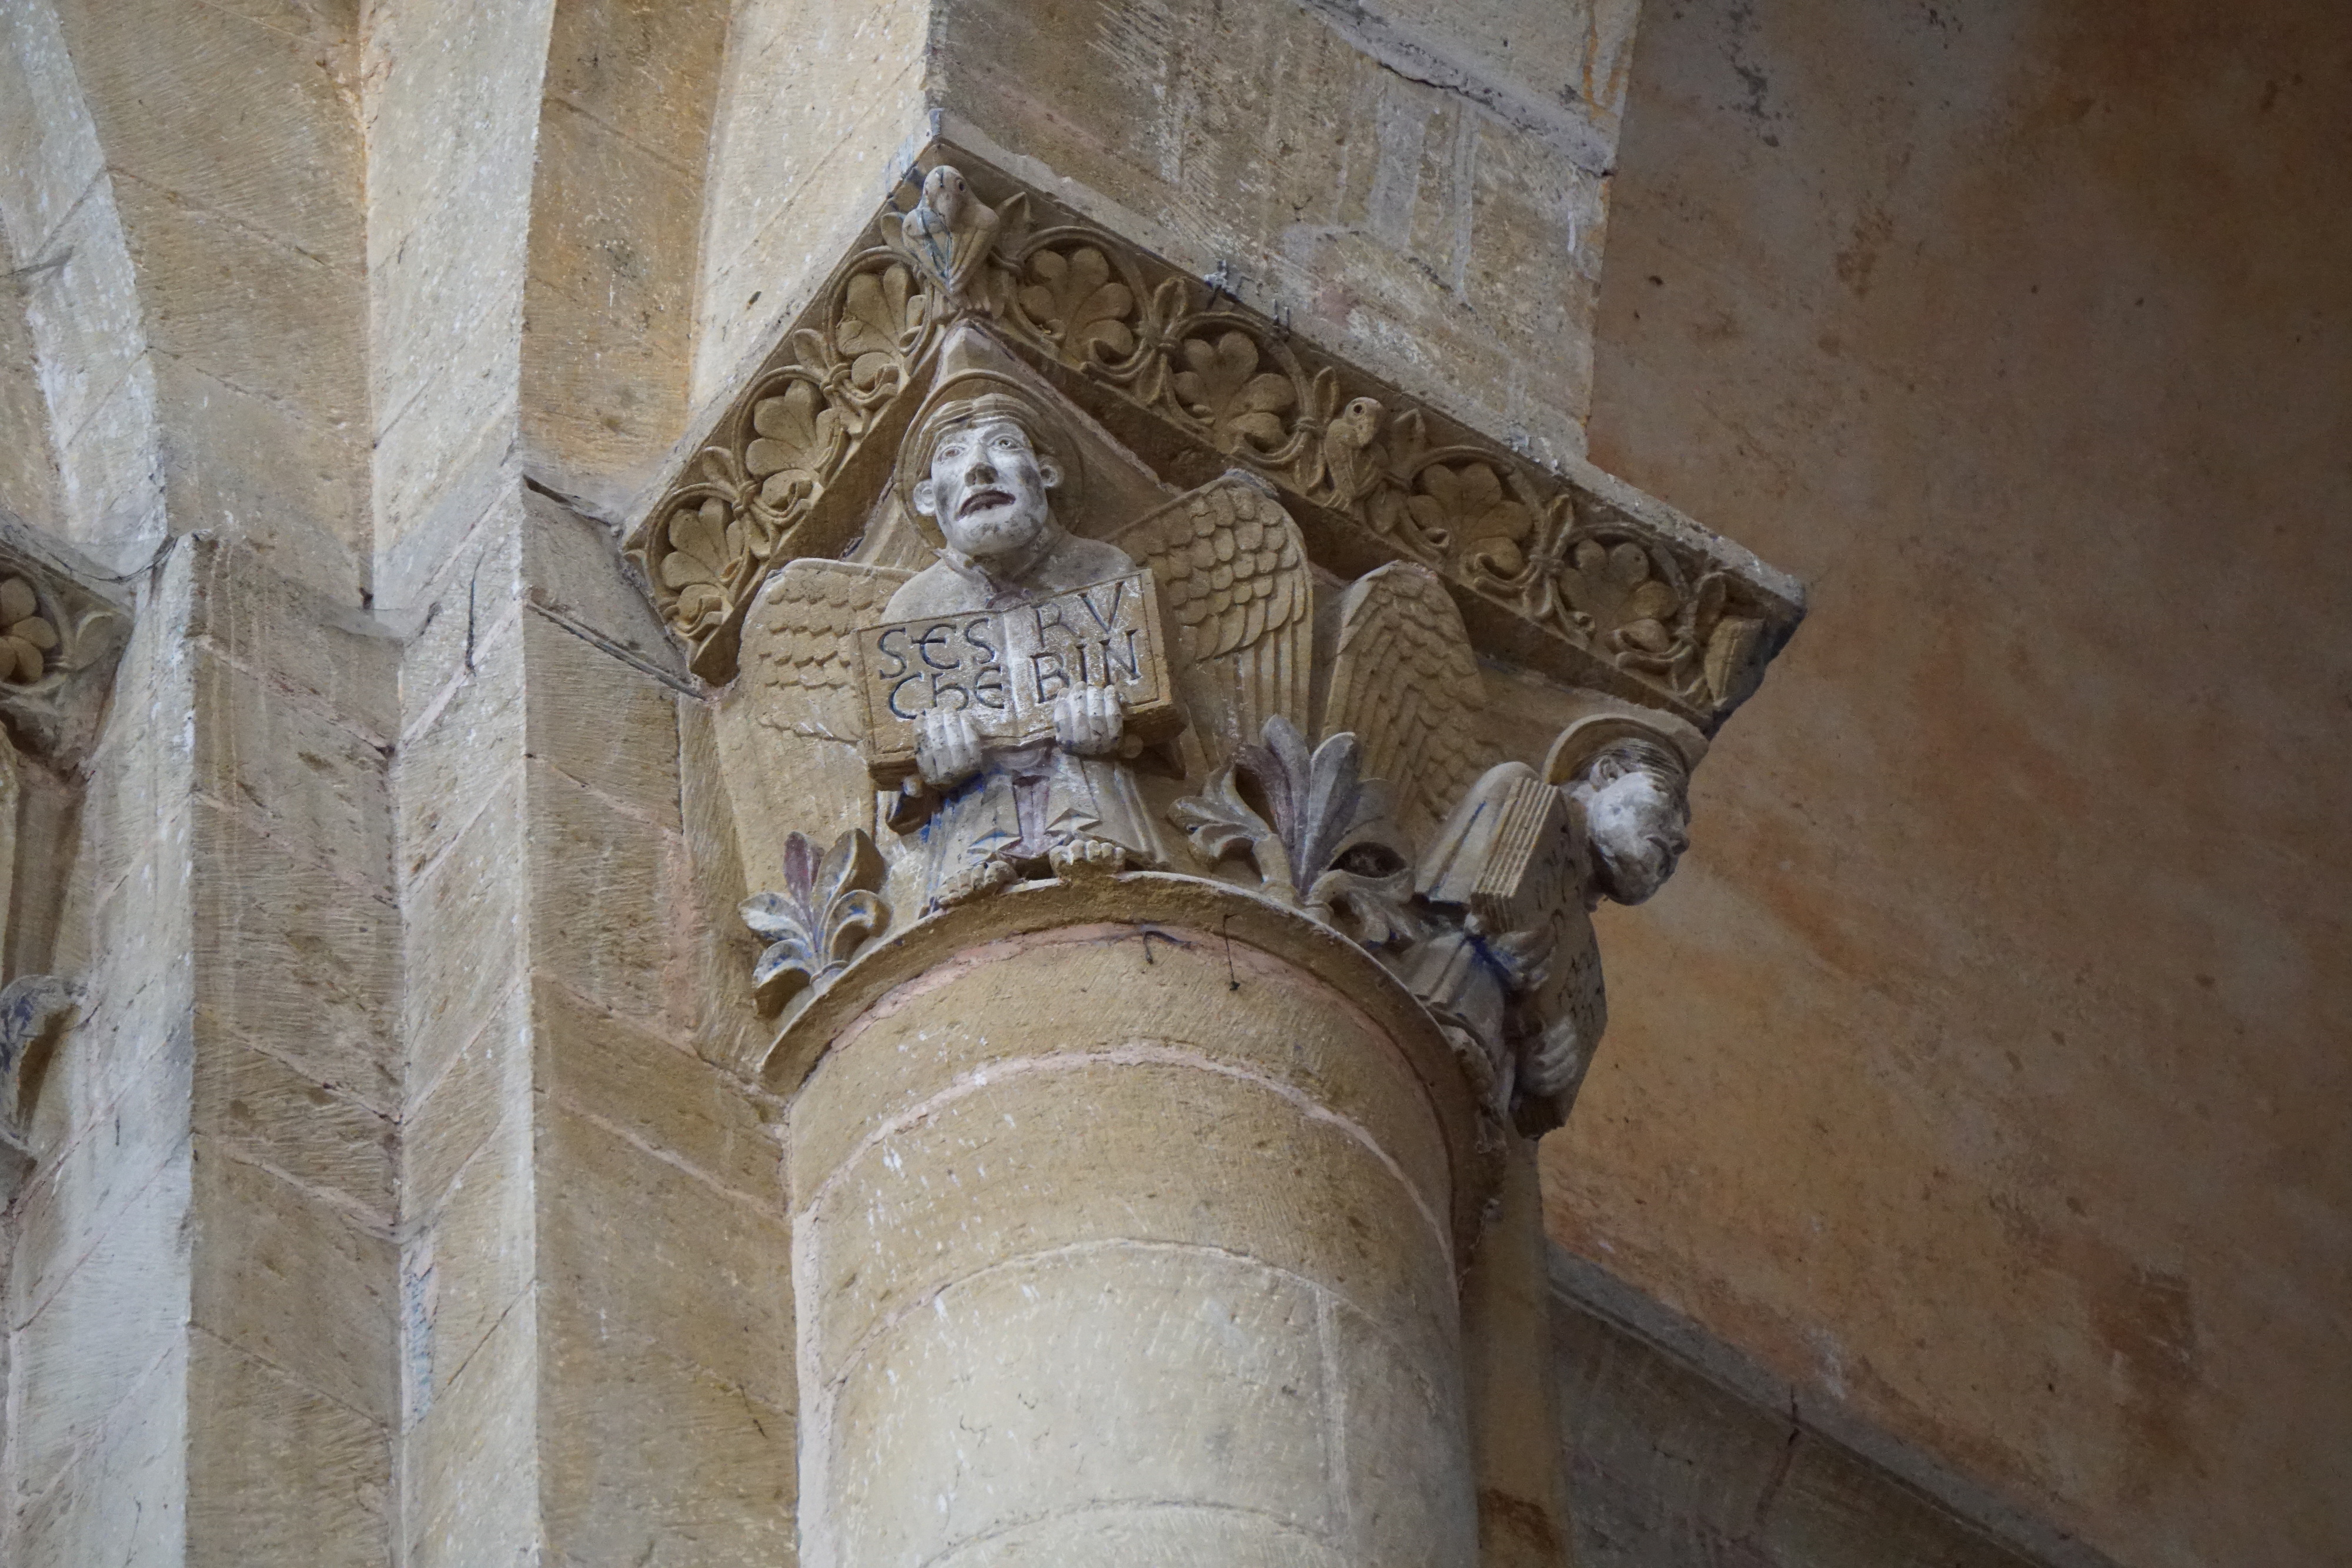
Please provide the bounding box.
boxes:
[673,154,1802,1139]
[630,150,1801,729]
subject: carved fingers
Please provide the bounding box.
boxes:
[915,707,984,788]
[1053,685,1124,756]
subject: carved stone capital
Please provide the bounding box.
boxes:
[669,158,1801,1145]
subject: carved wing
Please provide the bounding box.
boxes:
[739,558,914,744]
[1322,561,1488,851]
[1109,472,1311,763]
[719,558,914,908]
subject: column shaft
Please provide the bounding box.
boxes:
[789,919,1479,1567]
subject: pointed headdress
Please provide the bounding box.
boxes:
[1540,691,1708,785]
[893,323,1086,547]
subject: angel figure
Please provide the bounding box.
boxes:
[736,323,1315,916]
[881,363,1168,905]
[1401,693,1707,1132]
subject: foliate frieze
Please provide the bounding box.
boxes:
[630,149,1802,727]
[997,228,1792,723]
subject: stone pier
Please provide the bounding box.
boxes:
[781,888,1488,1566]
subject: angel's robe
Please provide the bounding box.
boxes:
[1403,761,1608,1132]
[884,528,1172,906]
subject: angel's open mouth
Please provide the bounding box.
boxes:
[958,489,1013,518]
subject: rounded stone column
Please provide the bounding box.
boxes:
[781,880,1488,1568]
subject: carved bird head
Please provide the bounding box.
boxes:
[1336,396,1384,447]
[920,166,967,223]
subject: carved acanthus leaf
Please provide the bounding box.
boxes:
[1172,716,1418,947]
[740,830,890,1018]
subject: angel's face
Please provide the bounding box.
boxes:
[1571,756,1689,905]
[915,416,1062,563]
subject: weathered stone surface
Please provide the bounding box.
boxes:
[522,610,681,827]
[191,800,402,1115]
[402,770,526,1094]
[411,1106,532,1405]
[933,0,1611,464]
[0,300,61,533]
[795,905,1475,1568]
[1464,1141,1576,1568]
[821,1246,1333,1568]
[394,606,525,883]
[1332,1297,1480,1564]
[400,981,527,1223]
[191,647,395,895]
[540,1329,797,1568]
[11,1019,190,1332]
[14,1336,185,1568]
[933,1509,1352,1568]
[520,487,681,674]
[691,0,928,404]
[528,760,687,1031]
[54,0,363,260]
[678,696,773,1076]
[1553,1248,2073,1568]
[403,1291,539,1568]
[185,1330,390,1568]
[800,1059,1456,1377]
[189,1139,397,1422]
[193,1035,395,1225]
[363,0,552,613]
[396,489,526,739]
[185,535,400,745]
[12,1149,190,1477]
[536,977,778,1204]
[790,925,1449,1216]
[537,1097,792,1409]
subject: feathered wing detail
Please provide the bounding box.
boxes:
[1322,561,1489,851]
[1108,472,1311,766]
[719,558,914,912]
[740,559,914,744]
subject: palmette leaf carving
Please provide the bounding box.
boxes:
[740,830,890,1018]
[1171,716,1419,948]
